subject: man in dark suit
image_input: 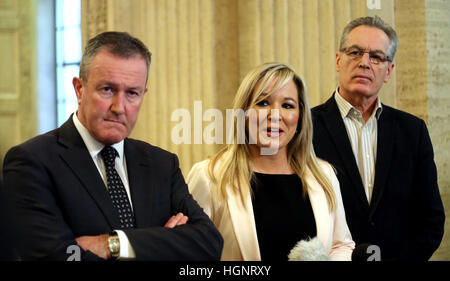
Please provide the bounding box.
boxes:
[2,31,223,261]
[312,16,444,260]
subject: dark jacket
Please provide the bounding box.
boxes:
[312,94,445,260]
[3,117,223,260]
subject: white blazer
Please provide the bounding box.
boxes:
[186,158,355,261]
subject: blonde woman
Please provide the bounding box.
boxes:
[187,63,354,261]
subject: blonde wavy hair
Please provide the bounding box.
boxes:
[208,62,336,212]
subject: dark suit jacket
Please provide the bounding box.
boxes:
[312,94,445,260]
[0,179,17,260]
[2,117,223,261]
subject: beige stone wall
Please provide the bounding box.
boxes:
[424,0,450,261]
[0,0,37,176]
[237,0,367,106]
[81,0,367,174]
[393,0,449,260]
[394,0,428,121]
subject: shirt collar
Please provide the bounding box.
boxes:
[334,88,383,120]
[72,112,124,160]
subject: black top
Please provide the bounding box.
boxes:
[251,172,316,261]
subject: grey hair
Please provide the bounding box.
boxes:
[79,31,152,82]
[339,16,398,61]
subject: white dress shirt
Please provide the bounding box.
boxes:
[334,89,382,203]
[72,113,136,259]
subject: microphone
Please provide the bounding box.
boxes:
[288,237,330,261]
[351,243,381,261]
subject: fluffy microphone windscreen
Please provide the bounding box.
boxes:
[288,237,330,261]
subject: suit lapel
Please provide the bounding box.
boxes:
[57,117,121,229]
[124,140,154,227]
[226,189,261,260]
[369,105,394,218]
[305,168,331,250]
[226,170,334,259]
[321,96,369,209]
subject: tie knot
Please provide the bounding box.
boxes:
[101,146,118,167]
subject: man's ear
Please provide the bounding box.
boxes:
[335,52,342,72]
[72,77,84,105]
[384,63,395,83]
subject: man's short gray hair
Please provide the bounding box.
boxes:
[339,16,398,61]
[79,31,152,82]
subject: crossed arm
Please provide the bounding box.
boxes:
[3,144,222,261]
[76,212,189,259]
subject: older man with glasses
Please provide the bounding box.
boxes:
[312,16,444,261]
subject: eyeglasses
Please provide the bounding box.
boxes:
[341,45,392,65]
